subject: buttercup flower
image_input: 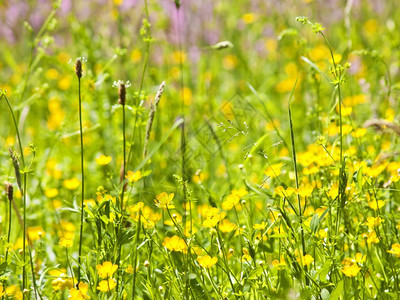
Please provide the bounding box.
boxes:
[97,279,116,292]
[97,261,118,279]
[154,192,175,210]
[197,255,218,268]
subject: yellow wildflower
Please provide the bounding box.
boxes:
[96,261,118,279]
[59,238,73,248]
[97,279,116,292]
[202,207,225,228]
[95,155,112,166]
[388,244,400,257]
[63,178,80,190]
[45,188,58,198]
[27,226,45,241]
[219,219,237,233]
[154,192,175,210]
[253,222,267,231]
[297,254,314,266]
[272,257,286,270]
[265,163,284,178]
[162,235,187,254]
[365,216,383,228]
[368,200,385,210]
[126,170,142,183]
[366,231,379,244]
[341,264,361,277]
[197,255,218,268]
[69,282,90,299]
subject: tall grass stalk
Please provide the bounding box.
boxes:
[143,81,165,159]
[126,0,151,169]
[75,58,85,284]
[131,212,141,299]
[3,92,39,299]
[287,74,308,285]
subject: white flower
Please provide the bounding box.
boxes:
[112,80,131,88]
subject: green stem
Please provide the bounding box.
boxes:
[77,76,85,284]
[132,213,142,299]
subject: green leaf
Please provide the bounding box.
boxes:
[357,166,363,191]
[330,280,343,300]
[319,260,332,281]
[321,288,330,300]
[248,266,264,280]
[310,213,320,233]
[100,215,109,224]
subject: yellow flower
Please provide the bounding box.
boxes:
[0,286,5,297]
[242,13,256,24]
[368,200,385,210]
[154,192,175,210]
[162,235,187,254]
[97,279,116,292]
[63,178,80,190]
[69,282,90,299]
[297,254,314,266]
[242,248,252,262]
[355,253,366,263]
[295,185,314,198]
[202,207,225,228]
[388,244,400,257]
[125,265,134,274]
[341,264,361,277]
[223,55,237,70]
[318,229,328,239]
[95,155,112,166]
[219,219,237,233]
[221,189,247,210]
[351,128,367,138]
[272,257,286,270]
[274,186,295,198]
[45,188,58,198]
[126,170,142,183]
[27,226,45,241]
[197,255,218,268]
[253,222,267,231]
[96,261,118,279]
[265,163,284,178]
[365,216,383,228]
[51,277,73,291]
[5,285,23,299]
[366,231,379,244]
[59,238,73,248]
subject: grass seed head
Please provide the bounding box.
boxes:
[6,183,13,202]
[118,83,126,105]
[75,58,82,79]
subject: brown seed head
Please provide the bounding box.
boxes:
[75,59,82,79]
[118,83,126,105]
[6,183,13,202]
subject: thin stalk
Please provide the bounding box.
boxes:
[288,74,308,285]
[66,248,75,288]
[23,174,27,296]
[116,99,126,294]
[77,75,85,284]
[126,0,151,169]
[5,187,12,263]
[131,212,142,299]
[121,103,126,211]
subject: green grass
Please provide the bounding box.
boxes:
[1,0,400,299]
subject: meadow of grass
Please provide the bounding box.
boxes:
[1,0,400,299]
